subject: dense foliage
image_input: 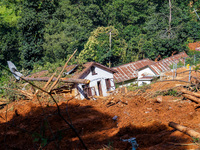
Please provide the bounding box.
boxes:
[1,0,200,72]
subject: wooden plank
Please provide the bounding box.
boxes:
[25,77,90,84]
[44,72,56,89]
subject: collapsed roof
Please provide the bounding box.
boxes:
[25,62,117,82]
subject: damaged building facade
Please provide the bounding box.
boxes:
[72,62,117,99]
[25,62,117,100]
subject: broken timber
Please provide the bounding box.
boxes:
[24,77,90,84]
[182,94,200,103]
[181,89,200,103]
[169,122,200,138]
[3,87,33,99]
[181,89,200,98]
[49,49,77,91]
[32,72,56,101]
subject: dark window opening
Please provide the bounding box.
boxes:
[97,81,102,96]
[91,66,97,75]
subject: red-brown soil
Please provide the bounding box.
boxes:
[0,67,200,150]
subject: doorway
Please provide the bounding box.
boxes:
[97,81,102,96]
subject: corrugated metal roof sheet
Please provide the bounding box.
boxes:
[113,52,188,83]
[149,52,188,75]
[112,59,154,83]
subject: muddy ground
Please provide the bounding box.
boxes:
[0,67,200,150]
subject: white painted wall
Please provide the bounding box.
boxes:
[77,66,115,99]
[137,67,157,86]
[138,67,157,79]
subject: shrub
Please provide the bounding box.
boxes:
[163,89,179,96]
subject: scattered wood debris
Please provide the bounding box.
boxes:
[106,98,128,107]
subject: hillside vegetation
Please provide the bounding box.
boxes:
[0,0,200,72]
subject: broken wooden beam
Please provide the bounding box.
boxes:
[24,77,90,84]
[32,72,56,100]
[181,89,200,98]
[182,94,200,103]
[169,122,200,138]
[49,49,77,91]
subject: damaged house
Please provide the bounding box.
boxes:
[112,52,188,87]
[25,62,117,100]
[137,52,188,86]
[112,59,154,87]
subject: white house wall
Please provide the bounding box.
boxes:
[78,66,115,99]
[138,67,157,79]
[137,67,157,86]
[118,67,156,87]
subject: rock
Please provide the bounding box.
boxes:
[156,96,162,103]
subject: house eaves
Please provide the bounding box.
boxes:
[77,62,118,79]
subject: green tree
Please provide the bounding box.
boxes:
[18,0,59,69]
[78,26,127,66]
[42,0,101,63]
[0,0,21,68]
[144,0,200,59]
[103,0,156,63]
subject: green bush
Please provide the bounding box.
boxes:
[163,89,179,96]
[0,70,10,95]
[127,83,151,92]
[31,60,67,74]
[177,60,184,68]
[0,69,28,101]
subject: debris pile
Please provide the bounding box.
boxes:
[1,64,200,149]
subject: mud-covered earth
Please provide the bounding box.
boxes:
[0,67,200,150]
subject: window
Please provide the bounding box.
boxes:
[91,66,97,75]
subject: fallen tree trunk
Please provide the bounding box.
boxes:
[49,49,77,92]
[181,89,200,98]
[169,122,200,138]
[182,94,200,103]
[24,77,90,84]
